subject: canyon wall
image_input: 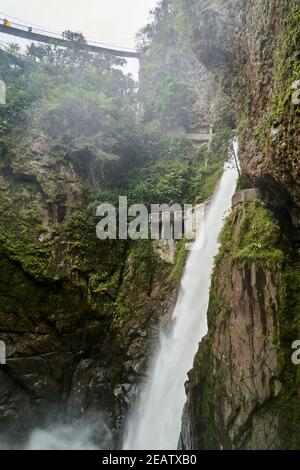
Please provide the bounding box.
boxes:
[0,136,180,444]
[180,0,300,449]
[0,46,190,446]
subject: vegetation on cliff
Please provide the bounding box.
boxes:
[138,0,234,133]
[0,15,230,440]
[178,0,300,450]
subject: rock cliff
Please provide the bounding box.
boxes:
[188,0,299,227]
[180,0,300,449]
[0,143,179,445]
[0,45,189,446]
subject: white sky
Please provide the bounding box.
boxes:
[0,0,158,78]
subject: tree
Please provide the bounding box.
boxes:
[62,30,86,44]
[155,76,196,131]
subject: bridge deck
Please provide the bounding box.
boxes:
[0,25,139,59]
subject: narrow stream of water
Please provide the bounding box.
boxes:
[123,152,238,450]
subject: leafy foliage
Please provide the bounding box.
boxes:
[155,76,196,131]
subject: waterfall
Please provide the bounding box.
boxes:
[123,151,238,450]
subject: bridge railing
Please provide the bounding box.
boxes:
[149,199,211,241]
[0,18,139,58]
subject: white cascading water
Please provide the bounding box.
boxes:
[123,150,238,450]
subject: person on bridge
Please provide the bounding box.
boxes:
[3,19,11,27]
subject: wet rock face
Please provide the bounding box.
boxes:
[180,197,300,449]
[191,1,234,76]
[138,2,219,132]
[179,2,300,447]
[190,0,277,87]
[212,263,281,449]
[0,126,180,445]
[190,0,245,91]
[0,248,176,446]
[189,0,300,229]
[180,260,282,450]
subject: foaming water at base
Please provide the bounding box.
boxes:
[0,420,113,450]
[25,424,101,450]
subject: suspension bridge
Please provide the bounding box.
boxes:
[0,15,139,59]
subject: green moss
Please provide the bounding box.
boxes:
[217,201,285,268]
[254,9,300,153]
[191,161,224,204]
[208,271,231,328]
[236,244,284,265]
[276,264,300,448]
[0,248,97,328]
[187,337,219,449]
[279,267,300,358]
[124,240,154,292]
[167,239,187,287]
[211,197,300,447]
[111,291,144,342]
